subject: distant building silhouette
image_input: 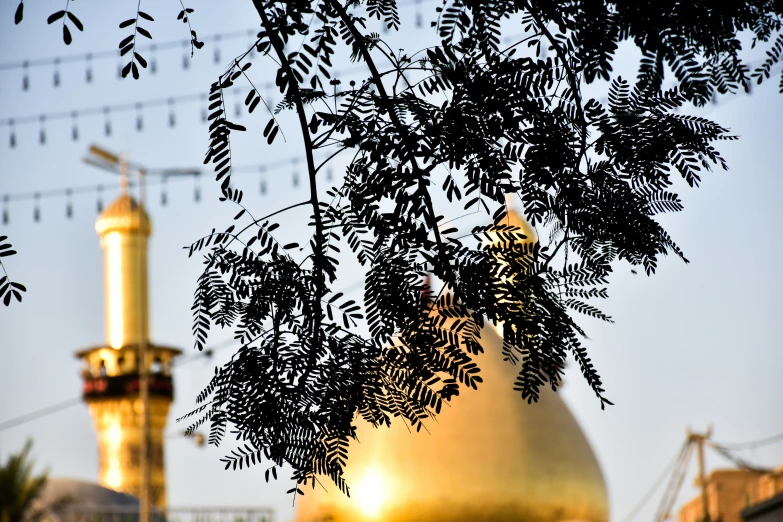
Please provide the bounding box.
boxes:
[679,466,783,522]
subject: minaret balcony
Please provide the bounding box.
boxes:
[81,373,174,400]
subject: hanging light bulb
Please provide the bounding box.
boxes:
[97,185,104,213]
[234,89,242,118]
[9,119,16,149]
[33,193,40,222]
[326,167,333,182]
[38,116,46,145]
[247,30,256,58]
[182,41,190,70]
[168,99,176,128]
[85,53,93,83]
[53,58,61,87]
[214,35,222,64]
[104,107,112,136]
[161,175,168,206]
[150,44,158,74]
[22,61,29,91]
[415,0,423,28]
[66,189,73,218]
[292,158,299,187]
[194,173,201,202]
[2,195,9,225]
[136,103,143,132]
[71,112,79,141]
[259,166,267,195]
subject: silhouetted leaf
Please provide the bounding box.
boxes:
[47,10,65,24]
[67,12,83,31]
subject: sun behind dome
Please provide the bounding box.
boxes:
[296,208,608,522]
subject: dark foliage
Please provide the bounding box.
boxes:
[182,0,778,497]
[12,0,783,497]
[0,236,26,306]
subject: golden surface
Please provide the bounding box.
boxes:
[95,194,152,236]
[95,195,151,349]
[296,324,609,522]
[77,345,181,377]
[87,397,172,507]
[298,205,607,522]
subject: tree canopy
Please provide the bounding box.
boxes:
[0,440,59,522]
[12,0,783,497]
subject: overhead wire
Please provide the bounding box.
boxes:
[707,441,772,473]
[622,440,691,522]
[653,439,695,522]
[713,431,783,450]
[0,337,242,434]
[0,397,82,433]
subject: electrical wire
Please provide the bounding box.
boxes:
[707,441,772,473]
[713,431,783,450]
[622,440,691,522]
[0,397,82,433]
[0,336,248,434]
[653,439,695,522]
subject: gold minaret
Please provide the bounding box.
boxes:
[76,187,180,507]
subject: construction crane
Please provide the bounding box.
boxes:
[624,426,774,522]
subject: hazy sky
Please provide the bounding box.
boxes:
[1,3,781,522]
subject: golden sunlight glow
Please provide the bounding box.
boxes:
[106,418,123,448]
[105,232,125,348]
[104,417,124,490]
[105,464,123,490]
[354,467,389,518]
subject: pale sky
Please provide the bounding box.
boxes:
[0,3,781,522]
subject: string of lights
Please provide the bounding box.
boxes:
[0,0,431,89]
[1,51,775,150]
[0,28,255,72]
[0,63,372,148]
[0,152,338,225]
[0,28,259,93]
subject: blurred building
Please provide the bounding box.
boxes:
[75,192,180,507]
[69,183,610,522]
[679,466,783,522]
[38,478,273,522]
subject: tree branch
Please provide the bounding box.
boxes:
[253,1,326,353]
[327,0,455,282]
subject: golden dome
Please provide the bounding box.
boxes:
[297,325,608,522]
[483,206,538,246]
[297,204,607,522]
[95,194,151,237]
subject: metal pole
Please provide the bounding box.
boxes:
[693,427,713,522]
[137,165,150,522]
